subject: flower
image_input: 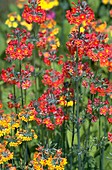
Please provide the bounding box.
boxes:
[66,1,94,26]
[16,129,37,142]
[108,132,112,142]
[100,106,108,116]
[5,28,34,61]
[22,2,46,24]
[0,143,13,164]
[18,107,35,122]
[32,147,67,169]
[39,0,59,10]
[42,69,64,87]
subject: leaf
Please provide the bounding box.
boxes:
[0,33,6,55]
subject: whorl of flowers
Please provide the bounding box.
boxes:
[22,0,46,24]
[66,1,94,26]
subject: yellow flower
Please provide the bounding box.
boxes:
[20,21,32,31]
[102,0,109,4]
[5,12,21,28]
[12,22,18,28]
[95,22,107,32]
[18,109,35,122]
[16,129,37,142]
[51,28,59,35]
[80,27,85,33]
[40,0,59,10]
[0,144,13,164]
[60,96,74,107]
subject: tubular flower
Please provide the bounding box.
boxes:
[22,0,46,24]
[66,1,94,26]
[16,0,27,9]
[60,96,73,107]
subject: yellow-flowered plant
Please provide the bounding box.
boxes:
[39,0,59,10]
[33,147,67,170]
[16,129,37,142]
[5,12,32,30]
[102,0,112,5]
[60,96,73,107]
[5,12,21,28]
[0,143,13,164]
[18,108,35,122]
[0,117,10,137]
[16,0,59,10]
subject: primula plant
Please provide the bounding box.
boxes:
[0,0,112,170]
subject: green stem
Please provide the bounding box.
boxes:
[20,61,24,107]
[76,79,81,170]
[99,115,103,170]
[13,84,17,115]
[72,101,75,147]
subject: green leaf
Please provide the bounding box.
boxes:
[0,33,6,55]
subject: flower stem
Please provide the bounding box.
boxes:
[20,61,24,107]
[76,79,81,170]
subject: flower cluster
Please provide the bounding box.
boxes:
[5,28,34,61]
[5,12,32,31]
[31,146,67,170]
[42,69,64,87]
[33,88,66,130]
[0,143,13,165]
[37,18,61,65]
[18,106,35,122]
[1,63,34,90]
[16,129,37,142]
[66,1,94,26]
[22,0,46,24]
[66,1,112,72]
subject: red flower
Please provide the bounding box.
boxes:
[107,118,112,124]
[6,29,34,61]
[108,132,112,142]
[90,83,97,94]
[22,4,46,24]
[42,69,64,88]
[109,106,112,115]
[66,1,94,26]
[100,106,108,116]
